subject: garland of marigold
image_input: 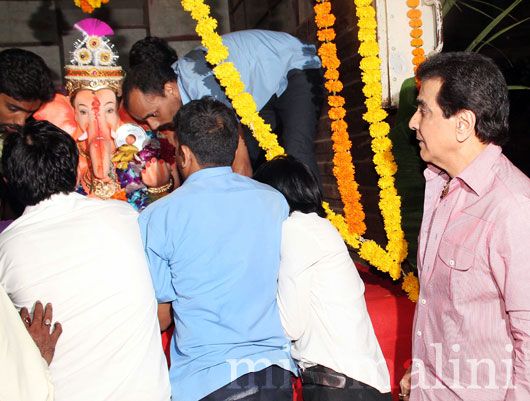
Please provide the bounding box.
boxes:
[407,0,426,72]
[180,0,284,160]
[354,0,415,298]
[181,0,417,301]
[74,0,109,13]
[314,1,366,236]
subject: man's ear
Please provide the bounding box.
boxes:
[164,82,179,99]
[455,109,476,143]
[179,144,193,169]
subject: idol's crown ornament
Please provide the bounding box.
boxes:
[65,18,124,96]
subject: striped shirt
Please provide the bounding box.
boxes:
[411,144,530,401]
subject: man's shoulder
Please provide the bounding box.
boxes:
[492,155,530,204]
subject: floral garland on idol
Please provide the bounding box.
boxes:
[180,0,284,161]
[314,1,366,236]
[407,0,426,73]
[74,0,109,13]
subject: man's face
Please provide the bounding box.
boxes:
[409,78,458,169]
[126,88,181,132]
[0,93,42,127]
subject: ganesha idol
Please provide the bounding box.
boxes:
[35,18,176,210]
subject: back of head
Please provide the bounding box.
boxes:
[253,155,325,217]
[416,51,509,145]
[122,61,177,110]
[0,48,54,102]
[174,97,239,166]
[1,120,78,207]
[129,36,178,68]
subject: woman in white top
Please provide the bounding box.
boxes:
[254,155,391,401]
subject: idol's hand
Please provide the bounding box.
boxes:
[142,158,172,189]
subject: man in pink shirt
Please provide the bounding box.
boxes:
[399,52,530,401]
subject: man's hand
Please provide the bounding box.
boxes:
[399,365,412,400]
[20,301,63,365]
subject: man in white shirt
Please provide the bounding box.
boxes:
[0,120,171,401]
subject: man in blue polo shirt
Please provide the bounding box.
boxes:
[138,97,297,401]
[123,29,323,183]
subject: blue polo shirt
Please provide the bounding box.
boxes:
[138,167,296,401]
[173,29,322,110]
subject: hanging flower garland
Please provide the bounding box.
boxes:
[353,0,411,289]
[407,0,426,72]
[181,0,416,301]
[314,1,366,236]
[74,0,109,13]
[180,0,284,160]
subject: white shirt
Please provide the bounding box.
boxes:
[0,193,170,401]
[0,284,54,401]
[278,211,391,393]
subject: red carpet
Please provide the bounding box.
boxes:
[161,263,415,400]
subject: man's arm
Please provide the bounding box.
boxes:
[231,125,252,177]
[157,302,173,331]
[490,200,530,400]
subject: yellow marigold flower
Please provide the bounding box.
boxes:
[355,0,374,7]
[402,273,419,302]
[360,56,381,71]
[358,41,379,57]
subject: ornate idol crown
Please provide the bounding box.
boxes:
[65,18,124,96]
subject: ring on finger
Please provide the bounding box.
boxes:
[44,319,51,326]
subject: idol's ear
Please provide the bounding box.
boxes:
[33,94,77,137]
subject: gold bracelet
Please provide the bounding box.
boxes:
[146,177,173,194]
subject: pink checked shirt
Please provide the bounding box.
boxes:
[411,144,530,401]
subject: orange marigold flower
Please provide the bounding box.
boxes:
[328,95,345,108]
[412,48,425,56]
[328,107,346,120]
[410,28,423,39]
[407,0,420,7]
[413,55,426,65]
[317,28,336,42]
[407,9,421,19]
[325,68,340,81]
[409,18,422,28]
[325,80,343,93]
[314,1,331,16]
[315,13,336,28]
[410,38,424,47]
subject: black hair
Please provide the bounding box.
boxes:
[122,62,177,110]
[129,36,178,68]
[1,120,78,207]
[253,155,325,217]
[416,51,509,145]
[174,97,238,166]
[0,48,54,102]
